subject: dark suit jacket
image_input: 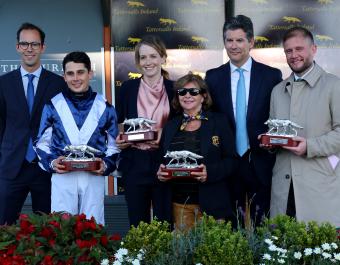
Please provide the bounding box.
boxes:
[160,112,237,219]
[0,68,66,180]
[117,78,175,184]
[205,59,282,187]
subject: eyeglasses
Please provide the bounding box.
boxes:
[177,88,205,96]
[18,42,42,50]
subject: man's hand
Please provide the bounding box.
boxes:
[52,156,68,174]
[282,136,307,156]
[92,158,106,175]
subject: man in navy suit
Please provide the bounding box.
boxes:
[0,23,66,225]
[205,15,282,225]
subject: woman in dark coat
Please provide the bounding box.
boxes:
[157,73,236,230]
[116,36,175,227]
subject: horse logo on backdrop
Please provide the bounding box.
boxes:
[128,37,141,45]
[159,18,177,25]
[317,0,333,4]
[191,36,209,43]
[128,72,142,79]
[255,36,269,42]
[315,35,333,41]
[251,0,268,4]
[127,1,144,7]
[282,16,301,23]
[191,0,208,5]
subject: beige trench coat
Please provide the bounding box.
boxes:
[270,63,340,227]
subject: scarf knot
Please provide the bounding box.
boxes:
[180,110,208,130]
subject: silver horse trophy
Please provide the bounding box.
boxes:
[260,119,303,147]
[119,117,157,142]
[61,144,102,171]
[161,150,203,178]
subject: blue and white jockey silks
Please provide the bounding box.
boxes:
[35,88,120,224]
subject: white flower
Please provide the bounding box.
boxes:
[322,243,331,251]
[331,243,338,249]
[196,263,203,265]
[115,248,128,262]
[322,252,332,259]
[120,241,124,245]
[277,258,285,264]
[272,235,279,240]
[263,253,271,260]
[276,248,287,254]
[137,253,143,260]
[264,238,273,245]
[113,261,121,265]
[334,253,340,260]
[314,247,321,254]
[294,252,302,259]
[304,248,313,256]
[268,244,277,251]
[132,259,140,265]
[101,259,110,265]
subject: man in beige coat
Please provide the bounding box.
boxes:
[269,26,340,227]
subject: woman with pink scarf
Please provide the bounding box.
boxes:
[116,36,174,227]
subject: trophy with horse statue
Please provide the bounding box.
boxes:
[260,119,303,147]
[60,144,102,171]
[119,117,158,142]
[161,150,203,178]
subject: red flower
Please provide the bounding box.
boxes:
[19,219,34,234]
[48,220,61,229]
[41,255,53,265]
[40,227,55,238]
[110,233,122,241]
[100,235,108,246]
[61,213,72,220]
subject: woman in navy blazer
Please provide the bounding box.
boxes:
[157,73,237,230]
[116,36,175,227]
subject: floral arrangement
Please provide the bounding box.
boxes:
[102,215,339,265]
[0,213,121,265]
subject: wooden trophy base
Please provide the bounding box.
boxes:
[260,134,298,147]
[61,159,101,171]
[161,167,203,179]
[119,130,157,142]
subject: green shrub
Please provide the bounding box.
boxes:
[122,219,172,264]
[192,215,253,265]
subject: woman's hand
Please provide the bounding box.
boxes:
[116,133,133,150]
[157,164,170,182]
[191,164,207,183]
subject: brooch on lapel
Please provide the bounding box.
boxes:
[212,136,220,147]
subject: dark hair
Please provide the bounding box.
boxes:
[134,35,169,79]
[223,15,254,42]
[283,26,314,44]
[172,72,213,113]
[62,51,91,72]
[17,23,45,45]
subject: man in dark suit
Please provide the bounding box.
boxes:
[205,15,282,225]
[0,23,66,225]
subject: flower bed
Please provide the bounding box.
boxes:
[0,213,120,264]
[1,213,339,265]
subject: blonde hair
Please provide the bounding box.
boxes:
[134,35,169,79]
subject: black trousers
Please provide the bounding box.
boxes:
[231,150,271,226]
[0,160,51,225]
